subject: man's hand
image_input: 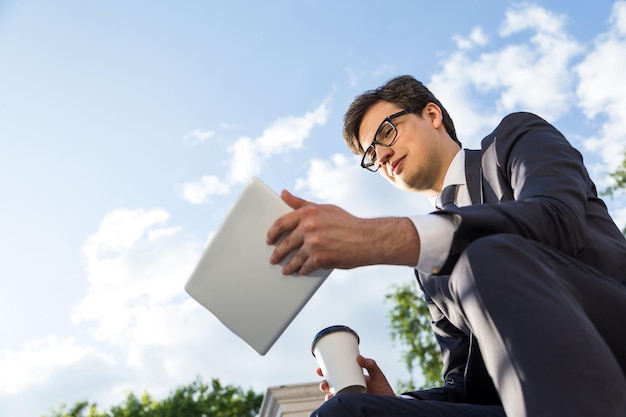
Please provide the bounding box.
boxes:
[317,354,396,400]
[266,190,372,275]
[266,190,420,275]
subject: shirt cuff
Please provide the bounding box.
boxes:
[408,214,457,274]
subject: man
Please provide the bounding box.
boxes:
[266,75,626,417]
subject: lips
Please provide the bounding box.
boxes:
[391,156,405,175]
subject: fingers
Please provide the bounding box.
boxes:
[318,373,333,401]
[267,191,344,275]
[266,191,315,275]
[317,367,332,399]
[281,189,310,210]
[317,356,393,399]
[319,380,330,392]
[357,354,379,373]
[266,211,297,246]
[357,354,386,381]
[279,248,314,276]
[268,229,303,272]
[356,355,396,396]
[265,190,309,246]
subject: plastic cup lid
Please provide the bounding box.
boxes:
[311,325,360,356]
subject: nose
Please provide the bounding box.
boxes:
[375,144,394,168]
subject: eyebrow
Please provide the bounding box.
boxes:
[360,118,385,151]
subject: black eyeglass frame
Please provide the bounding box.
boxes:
[360,109,412,172]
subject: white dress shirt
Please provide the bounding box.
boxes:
[409,149,470,274]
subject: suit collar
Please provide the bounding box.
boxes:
[465,149,483,204]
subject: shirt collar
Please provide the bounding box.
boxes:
[429,149,466,208]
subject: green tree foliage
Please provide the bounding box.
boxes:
[43,377,263,417]
[604,151,626,197]
[386,280,443,391]
[603,150,626,235]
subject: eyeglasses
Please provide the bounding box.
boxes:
[361,109,411,172]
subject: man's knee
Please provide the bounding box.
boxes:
[451,234,530,284]
[449,234,535,306]
[464,234,527,263]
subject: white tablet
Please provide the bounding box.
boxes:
[185,177,332,355]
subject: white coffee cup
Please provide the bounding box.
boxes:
[311,325,367,395]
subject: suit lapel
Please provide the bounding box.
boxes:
[464,149,483,204]
[465,148,500,204]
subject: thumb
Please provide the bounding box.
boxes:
[357,355,381,375]
[281,189,310,209]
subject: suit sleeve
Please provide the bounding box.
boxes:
[435,112,597,276]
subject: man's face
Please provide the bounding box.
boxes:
[358,100,450,195]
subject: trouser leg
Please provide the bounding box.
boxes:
[312,393,505,417]
[450,234,626,417]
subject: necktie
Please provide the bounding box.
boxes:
[438,184,459,210]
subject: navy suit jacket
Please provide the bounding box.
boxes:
[408,112,626,405]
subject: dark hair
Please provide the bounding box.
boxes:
[343,75,461,154]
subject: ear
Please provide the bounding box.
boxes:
[424,103,443,128]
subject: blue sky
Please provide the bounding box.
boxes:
[1,1,626,416]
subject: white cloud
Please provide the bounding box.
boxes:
[0,339,125,417]
[429,51,502,144]
[499,2,566,36]
[256,101,330,156]
[373,64,394,78]
[295,154,363,206]
[182,129,214,146]
[430,3,583,144]
[0,335,113,394]
[453,26,489,50]
[181,99,330,204]
[73,208,202,344]
[82,208,171,264]
[294,153,431,219]
[615,0,626,34]
[346,68,359,86]
[181,175,230,205]
[49,204,414,412]
[0,206,276,412]
[576,0,626,170]
[227,137,263,184]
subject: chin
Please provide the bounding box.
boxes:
[384,176,411,192]
[397,183,416,192]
